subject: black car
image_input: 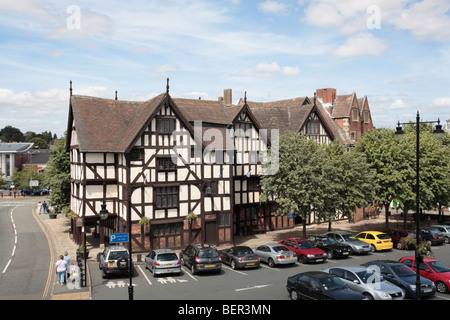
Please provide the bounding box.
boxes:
[286,271,366,300]
[180,243,222,275]
[308,235,352,259]
[419,227,446,246]
[219,246,260,270]
[361,260,436,299]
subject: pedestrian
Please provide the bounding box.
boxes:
[63,251,72,281]
[42,201,48,214]
[37,201,42,214]
[55,255,68,286]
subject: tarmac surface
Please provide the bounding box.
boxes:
[6,195,446,300]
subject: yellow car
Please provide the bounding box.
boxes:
[355,231,393,252]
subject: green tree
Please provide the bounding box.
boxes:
[42,135,70,208]
[260,132,327,237]
[355,128,413,231]
[323,140,376,230]
[29,137,49,149]
[397,124,450,225]
[0,125,24,142]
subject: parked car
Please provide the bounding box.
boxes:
[179,243,222,275]
[387,229,416,249]
[355,231,393,252]
[308,235,352,259]
[286,271,367,300]
[252,243,297,267]
[321,266,405,300]
[431,225,450,244]
[145,249,181,277]
[219,246,260,270]
[324,231,371,254]
[419,227,446,246]
[278,238,327,263]
[399,256,450,293]
[361,260,436,299]
[98,245,130,279]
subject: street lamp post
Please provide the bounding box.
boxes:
[395,111,444,300]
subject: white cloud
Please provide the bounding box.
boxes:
[433,97,450,107]
[0,86,109,136]
[240,62,300,78]
[258,1,288,15]
[302,0,450,41]
[152,64,177,73]
[332,33,388,57]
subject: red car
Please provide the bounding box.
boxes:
[399,256,450,293]
[387,229,416,249]
[278,237,327,264]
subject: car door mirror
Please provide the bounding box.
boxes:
[353,280,360,284]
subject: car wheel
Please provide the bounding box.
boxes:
[231,260,236,270]
[191,264,197,275]
[299,255,307,264]
[180,257,185,266]
[326,251,334,259]
[290,290,299,300]
[364,293,374,300]
[268,258,275,268]
[436,281,448,293]
[445,237,450,244]
[152,266,157,277]
[370,245,376,252]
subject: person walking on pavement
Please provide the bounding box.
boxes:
[55,255,68,286]
[42,201,48,214]
[63,251,72,282]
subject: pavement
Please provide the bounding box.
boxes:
[10,195,447,300]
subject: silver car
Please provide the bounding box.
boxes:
[252,243,297,267]
[324,231,371,254]
[321,266,405,300]
[145,249,181,277]
[431,225,450,244]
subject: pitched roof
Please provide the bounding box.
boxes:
[246,97,311,135]
[331,93,354,118]
[69,94,165,152]
[0,142,34,153]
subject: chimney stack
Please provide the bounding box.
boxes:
[224,88,232,105]
[316,88,336,103]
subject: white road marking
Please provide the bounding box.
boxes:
[137,265,152,285]
[235,284,273,292]
[222,265,248,275]
[3,207,18,274]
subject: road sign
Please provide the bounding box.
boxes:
[288,213,294,219]
[110,233,129,243]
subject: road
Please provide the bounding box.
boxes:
[0,202,52,300]
[89,240,450,301]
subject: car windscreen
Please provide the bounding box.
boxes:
[376,233,390,240]
[356,271,385,284]
[298,241,315,249]
[391,264,415,277]
[158,253,178,261]
[272,246,290,253]
[342,234,357,241]
[109,251,129,260]
[320,276,347,291]
[237,248,253,255]
[198,248,219,258]
[427,261,450,273]
[321,238,337,245]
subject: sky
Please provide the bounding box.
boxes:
[0,0,449,138]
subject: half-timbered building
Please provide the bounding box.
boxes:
[66,84,372,252]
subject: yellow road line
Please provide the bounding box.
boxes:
[31,207,55,300]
